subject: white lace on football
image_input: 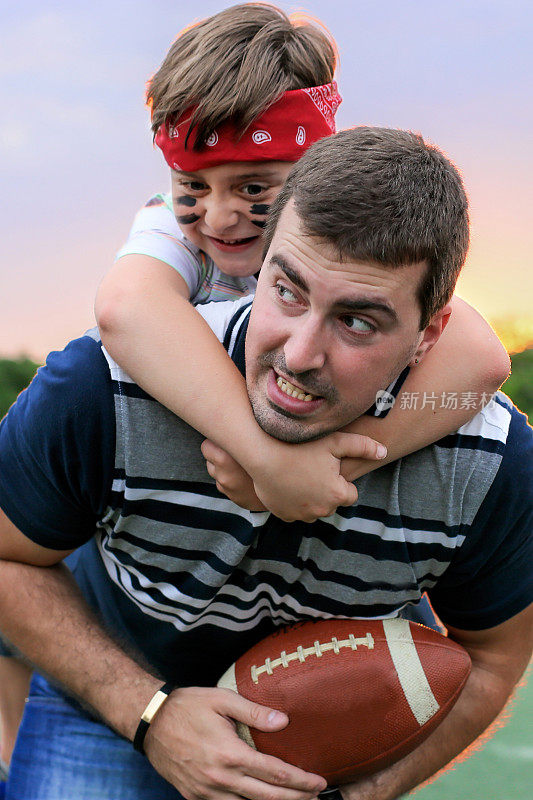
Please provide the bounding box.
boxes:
[250,633,375,684]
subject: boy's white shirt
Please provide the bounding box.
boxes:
[116,192,257,304]
[196,296,254,345]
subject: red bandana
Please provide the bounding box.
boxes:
[155,82,342,172]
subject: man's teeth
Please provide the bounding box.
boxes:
[276,376,315,402]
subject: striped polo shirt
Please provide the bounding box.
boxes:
[0,303,531,686]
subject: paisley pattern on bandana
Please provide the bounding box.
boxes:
[155,82,342,172]
[302,84,342,132]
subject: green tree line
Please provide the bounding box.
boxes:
[502,347,533,420]
[0,358,41,420]
[0,350,532,423]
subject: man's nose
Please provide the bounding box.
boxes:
[283,316,326,374]
[203,195,239,234]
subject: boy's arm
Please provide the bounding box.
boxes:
[96,255,387,522]
[339,295,511,481]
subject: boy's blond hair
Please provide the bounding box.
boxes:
[148,3,337,149]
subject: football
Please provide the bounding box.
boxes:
[217,618,471,784]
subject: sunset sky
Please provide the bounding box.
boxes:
[2,0,532,360]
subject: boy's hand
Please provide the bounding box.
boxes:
[202,433,386,522]
[202,440,267,512]
[251,433,387,521]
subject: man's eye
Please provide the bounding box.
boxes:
[276,283,297,302]
[343,315,375,333]
[242,183,267,196]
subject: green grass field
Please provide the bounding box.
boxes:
[411,664,532,799]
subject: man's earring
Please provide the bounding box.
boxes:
[414,358,419,364]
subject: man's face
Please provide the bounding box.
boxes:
[246,202,432,443]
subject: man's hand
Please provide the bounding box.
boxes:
[144,686,327,800]
[202,432,387,522]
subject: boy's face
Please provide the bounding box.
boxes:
[171,162,293,277]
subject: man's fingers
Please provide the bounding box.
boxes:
[238,770,326,800]
[241,749,327,795]
[145,686,324,800]
[217,688,288,732]
[330,433,387,462]
[216,691,326,796]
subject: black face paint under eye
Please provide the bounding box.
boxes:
[250,203,270,216]
[251,219,266,228]
[177,213,200,225]
[176,196,197,207]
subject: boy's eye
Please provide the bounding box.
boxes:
[342,315,375,333]
[177,180,207,193]
[242,183,267,196]
[187,181,207,191]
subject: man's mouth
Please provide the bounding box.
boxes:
[264,369,326,418]
[276,375,316,402]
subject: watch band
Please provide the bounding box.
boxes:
[133,681,174,754]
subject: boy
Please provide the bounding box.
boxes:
[95,3,509,520]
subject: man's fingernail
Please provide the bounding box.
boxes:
[268,710,286,724]
[377,444,387,459]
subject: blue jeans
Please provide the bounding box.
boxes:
[6,673,183,800]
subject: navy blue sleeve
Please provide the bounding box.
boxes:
[429,404,533,630]
[0,335,115,549]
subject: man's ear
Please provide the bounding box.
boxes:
[410,303,452,366]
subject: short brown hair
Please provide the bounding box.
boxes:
[148,3,336,149]
[264,127,469,328]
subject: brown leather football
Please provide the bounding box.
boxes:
[217,618,471,784]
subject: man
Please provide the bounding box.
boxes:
[0,128,531,800]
